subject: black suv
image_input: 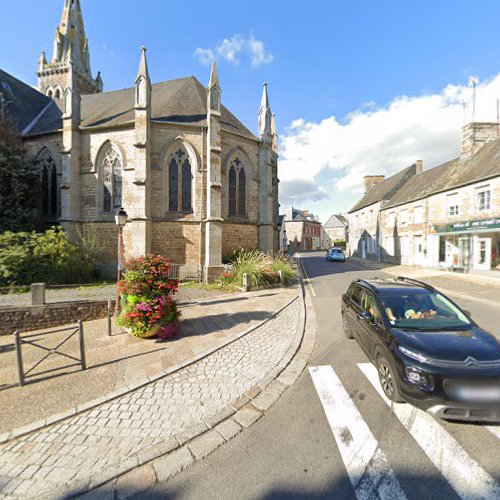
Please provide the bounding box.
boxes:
[341,277,500,422]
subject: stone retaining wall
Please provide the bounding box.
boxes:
[0,300,115,335]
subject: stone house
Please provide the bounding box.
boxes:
[282,207,327,252]
[347,164,421,259]
[324,213,348,246]
[348,121,500,272]
[1,0,279,281]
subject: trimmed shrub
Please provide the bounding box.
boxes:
[0,227,99,287]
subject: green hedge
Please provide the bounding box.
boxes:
[0,227,100,287]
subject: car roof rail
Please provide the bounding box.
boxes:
[355,278,379,293]
[396,276,436,292]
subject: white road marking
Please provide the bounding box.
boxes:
[309,366,407,500]
[485,426,500,440]
[358,362,500,500]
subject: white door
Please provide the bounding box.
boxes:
[413,235,424,266]
[474,237,492,270]
[362,239,366,259]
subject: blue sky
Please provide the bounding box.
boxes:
[3,0,500,222]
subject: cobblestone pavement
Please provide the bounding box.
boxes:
[0,298,299,499]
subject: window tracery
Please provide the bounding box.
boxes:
[100,143,122,213]
[167,145,192,213]
[228,157,246,217]
[38,149,58,218]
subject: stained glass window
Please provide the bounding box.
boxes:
[228,157,247,217]
[39,149,58,217]
[100,144,122,212]
[229,166,237,216]
[167,145,192,213]
[181,159,192,212]
[238,168,246,216]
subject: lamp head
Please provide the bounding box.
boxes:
[115,207,128,227]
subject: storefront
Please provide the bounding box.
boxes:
[431,218,500,271]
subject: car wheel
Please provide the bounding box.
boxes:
[377,356,403,403]
[342,313,353,339]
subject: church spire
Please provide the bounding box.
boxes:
[37,0,102,96]
[135,46,151,110]
[258,82,272,137]
[207,60,221,112]
[136,46,151,84]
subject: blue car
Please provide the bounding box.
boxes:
[326,247,346,262]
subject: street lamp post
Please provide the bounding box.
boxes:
[114,207,128,316]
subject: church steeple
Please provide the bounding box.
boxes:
[258,82,272,137]
[37,0,102,97]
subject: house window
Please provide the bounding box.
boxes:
[476,187,491,212]
[447,193,459,217]
[167,146,192,213]
[400,209,408,226]
[38,149,58,217]
[414,205,424,224]
[228,157,247,216]
[101,144,122,213]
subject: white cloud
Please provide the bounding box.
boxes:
[193,48,215,66]
[194,35,273,68]
[279,74,500,216]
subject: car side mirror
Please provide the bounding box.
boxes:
[358,311,373,321]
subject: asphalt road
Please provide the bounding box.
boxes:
[133,253,500,499]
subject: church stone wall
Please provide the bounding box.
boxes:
[222,223,258,259]
[151,222,201,265]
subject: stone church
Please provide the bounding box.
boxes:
[2,0,280,281]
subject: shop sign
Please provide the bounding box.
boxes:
[433,217,500,234]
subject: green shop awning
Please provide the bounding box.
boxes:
[432,217,500,234]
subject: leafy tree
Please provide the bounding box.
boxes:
[0,122,41,232]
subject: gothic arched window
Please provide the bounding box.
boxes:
[38,149,58,218]
[100,143,122,213]
[54,88,61,99]
[228,157,247,217]
[167,145,192,213]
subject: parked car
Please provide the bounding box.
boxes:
[341,277,500,422]
[326,247,346,262]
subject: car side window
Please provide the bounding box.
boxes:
[361,291,382,325]
[350,285,363,306]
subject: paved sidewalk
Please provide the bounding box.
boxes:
[0,295,300,499]
[0,287,297,434]
[0,284,228,309]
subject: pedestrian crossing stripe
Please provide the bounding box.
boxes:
[309,363,500,500]
[357,363,500,499]
[309,366,407,500]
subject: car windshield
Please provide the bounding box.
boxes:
[331,249,343,254]
[380,291,472,331]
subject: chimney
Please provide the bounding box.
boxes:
[460,122,499,161]
[363,175,385,194]
[415,160,423,174]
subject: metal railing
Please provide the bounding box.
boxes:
[13,321,86,387]
[167,264,203,282]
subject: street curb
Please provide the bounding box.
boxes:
[0,290,298,447]
[61,263,317,500]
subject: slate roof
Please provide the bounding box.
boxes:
[0,69,257,141]
[324,213,348,228]
[0,69,53,134]
[385,138,500,209]
[348,163,417,213]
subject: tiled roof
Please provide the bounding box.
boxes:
[0,69,257,140]
[348,163,417,213]
[0,69,52,135]
[324,213,348,228]
[385,138,500,208]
